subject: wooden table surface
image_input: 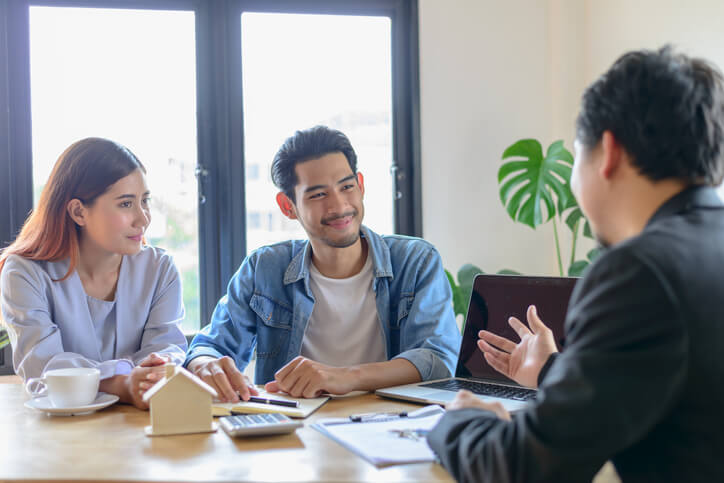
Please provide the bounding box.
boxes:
[0,375,619,482]
[0,376,453,482]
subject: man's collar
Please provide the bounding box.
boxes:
[283,241,312,286]
[282,225,393,286]
[647,185,723,227]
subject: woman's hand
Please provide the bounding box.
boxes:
[126,353,170,409]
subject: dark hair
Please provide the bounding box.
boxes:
[0,137,145,281]
[271,125,358,201]
[576,46,724,185]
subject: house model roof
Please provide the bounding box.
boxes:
[142,364,218,402]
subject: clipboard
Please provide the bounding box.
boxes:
[311,405,444,467]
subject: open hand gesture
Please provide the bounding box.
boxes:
[477,305,558,388]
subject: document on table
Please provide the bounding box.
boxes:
[311,405,445,467]
[212,389,329,419]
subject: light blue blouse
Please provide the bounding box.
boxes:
[0,246,188,380]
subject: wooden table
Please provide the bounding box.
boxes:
[0,376,619,482]
[0,376,453,482]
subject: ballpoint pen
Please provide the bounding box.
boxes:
[246,396,299,408]
[349,411,408,422]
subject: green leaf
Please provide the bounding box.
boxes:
[587,247,602,262]
[496,269,521,275]
[501,139,543,170]
[458,264,483,316]
[568,260,589,276]
[458,264,483,288]
[583,220,593,238]
[445,269,464,318]
[546,139,574,164]
[0,329,9,350]
[564,206,584,232]
[446,266,483,319]
[444,269,457,291]
[498,139,574,229]
[557,181,578,213]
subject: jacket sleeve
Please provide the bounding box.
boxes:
[394,246,462,380]
[185,254,258,371]
[427,249,687,482]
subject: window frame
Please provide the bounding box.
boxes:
[0,0,421,373]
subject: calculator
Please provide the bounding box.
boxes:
[219,413,303,437]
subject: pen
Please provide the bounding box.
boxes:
[349,411,408,422]
[247,396,299,408]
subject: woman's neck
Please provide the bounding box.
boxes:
[76,236,122,301]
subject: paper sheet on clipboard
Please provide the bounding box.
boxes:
[311,405,444,467]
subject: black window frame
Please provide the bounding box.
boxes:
[0,0,421,373]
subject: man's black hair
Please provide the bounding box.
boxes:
[271,125,358,202]
[576,45,724,185]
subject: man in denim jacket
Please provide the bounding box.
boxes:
[185,126,460,401]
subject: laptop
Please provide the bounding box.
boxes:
[376,274,578,411]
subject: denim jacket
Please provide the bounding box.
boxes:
[185,225,461,384]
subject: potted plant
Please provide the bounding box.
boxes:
[446,139,600,321]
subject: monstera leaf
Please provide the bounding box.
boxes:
[498,139,574,228]
[564,205,594,239]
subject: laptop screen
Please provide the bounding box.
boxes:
[455,274,578,384]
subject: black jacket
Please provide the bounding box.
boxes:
[428,186,724,482]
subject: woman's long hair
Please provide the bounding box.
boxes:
[0,137,145,281]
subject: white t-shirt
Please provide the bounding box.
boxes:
[300,253,387,367]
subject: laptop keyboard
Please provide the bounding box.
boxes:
[420,379,536,401]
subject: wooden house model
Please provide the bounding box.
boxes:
[143,364,218,436]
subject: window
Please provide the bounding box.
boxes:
[246,163,260,181]
[28,6,200,333]
[247,212,262,230]
[0,0,420,372]
[240,12,394,252]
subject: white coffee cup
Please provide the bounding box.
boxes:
[25,368,100,408]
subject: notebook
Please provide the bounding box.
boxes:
[376,274,577,411]
[212,388,329,419]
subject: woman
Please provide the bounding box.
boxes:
[0,138,187,409]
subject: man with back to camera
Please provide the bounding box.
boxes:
[184,125,461,401]
[427,46,724,482]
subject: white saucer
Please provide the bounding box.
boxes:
[25,392,120,416]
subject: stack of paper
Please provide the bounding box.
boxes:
[312,405,445,467]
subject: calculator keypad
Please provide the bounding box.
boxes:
[220,412,302,437]
[227,413,289,428]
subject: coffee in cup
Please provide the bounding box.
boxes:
[25,367,100,407]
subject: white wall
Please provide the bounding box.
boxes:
[585,0,724,81]
[419,0,558,278]
[419,0,724,278]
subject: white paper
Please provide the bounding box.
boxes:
[312,405,444,467]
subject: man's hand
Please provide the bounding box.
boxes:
[477,305,558,388]
[446,389,511,421]
[188,355,258,402]
[265,356,356,398]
